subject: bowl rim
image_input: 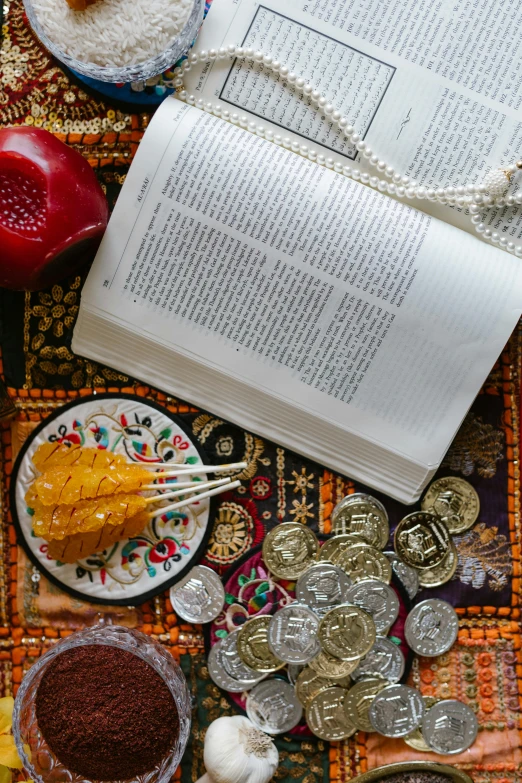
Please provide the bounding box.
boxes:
[349,761,474,783]
[12,624,191,783]
[21,0,204,82]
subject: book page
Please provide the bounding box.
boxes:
[185,0,522,238]
[75,98,522,468]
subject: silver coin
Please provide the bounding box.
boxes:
[343,579,399,634]
[268,604,320,664]
[170,565,225,623]
[369,684,425,737]
[384,551,419,599]
[405,599,459,657]
[352,636,405,684]
[422,699,478,754]
[246,679,303,734]
[296,563,352,611]
[208,638,264,692]
[220,630,267,683]
[287,663,304,686]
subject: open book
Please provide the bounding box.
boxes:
[73,0,522,503]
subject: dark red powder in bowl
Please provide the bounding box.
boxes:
[35,644,180,781]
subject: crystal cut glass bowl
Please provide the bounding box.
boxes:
[22,0,204,83]
[13,624,191,783]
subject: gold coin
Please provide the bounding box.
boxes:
[319,533,367,564]
[394,511,451,570]
[343,677,387,732]
[237,616,285,673]
[403,696,439,751]
[262,522,319,579]
[319,604,376,660]
[331,493,390,549]
[306,686,356,741]
[421,477,480,534]
[308,649,360,679]
[295,666,352,708]
[418,541,458,588]
[337,544,392,584]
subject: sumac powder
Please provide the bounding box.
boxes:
[35,644,180,780]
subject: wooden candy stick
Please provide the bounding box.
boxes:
[145,477,231,503]
[144,461,248,475]
[148,480,241,518]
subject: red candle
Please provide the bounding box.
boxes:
[0,127,108,291]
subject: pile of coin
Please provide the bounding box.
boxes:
[186,482,479,753]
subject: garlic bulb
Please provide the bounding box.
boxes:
[199,716,279,783]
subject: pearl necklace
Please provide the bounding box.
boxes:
[172,45,522,257]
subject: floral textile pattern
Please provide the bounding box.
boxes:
[442,413,505,478]
[454,522,512,592]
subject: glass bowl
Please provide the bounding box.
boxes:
[13,624,191,783]
[22,0,204,83]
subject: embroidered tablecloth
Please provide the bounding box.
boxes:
[1,3,522,781]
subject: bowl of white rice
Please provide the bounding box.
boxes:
[23,0,204,82]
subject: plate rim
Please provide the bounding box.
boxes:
[10,392,216,607]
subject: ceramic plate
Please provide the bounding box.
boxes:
[11,393,214,605]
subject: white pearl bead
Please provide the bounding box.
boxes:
[396,186,406,197]
[308,150,317,160]
[311,90,321,101]
[334,162,343,173]
[179,90,187,101]
[240,116,248,127]
[385,166,394,178]
[296,77,305,88]
[196,98,204,108]
[445,186,455,197]
[227,44,236,54]
[515,193,522,204]
[474,195,484,205]
[416,186,426,198]
[280,66,289,77]
[230,113,239,123]
[317,154,325,165]
[256,125,265,136]
[218,47,227,57]
[271,61,281,72]
[476,223,485,233]
[496,198,506,208]
[506,196,515,206]
[515,246,522,257]
[324,104,334,115]
[484,228,492,238]
[254,50,263,62]
[388,183,396,194]
[332,110,341,121]
[352,169,361,180]
[500,237,508,247]
[370,155,379,165]
[199,50,207,60]
[361,172,370,183]
[303,84,312,95]
[283,137,292,148]
[363,148,372,159]
[478,184,487,194]
[173,77,183,87]
[345,125,354,136]
[206,102,213,112]
[325,157,334,169]
[274,135,282,145]
[318,96,327,107]
[338,117,348,127]
[287,72,297,83]
[235,47,244,57]
[266,130,274,141]
[507,164,516,174]
[436,188,445,199]
[209,49,217,59]
[343,166,352,176]
[469,204,480,214]
[377,161,386,171]
[351,133,360,143]
[508,241,515,251]
[393,173,402,184]
[370,176,379,188]
[427,188,435,199]
[222,109,230,120]
[401,175,410,185]
[378,181,387,192]
[471,214,481,224]
[189,52,199,63]
[291,141,300,152]
[213,105,222,116]
[301,145,309,156]
[245,47,254,57]
[263,54,273,65]
[356,141,366,151]
[457,186,466,196]
[186,93,195,105]
[406,187,415,198]
[491,232,500,243]
[457,196,467,207]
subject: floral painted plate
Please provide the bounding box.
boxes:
[11,393,214,605]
